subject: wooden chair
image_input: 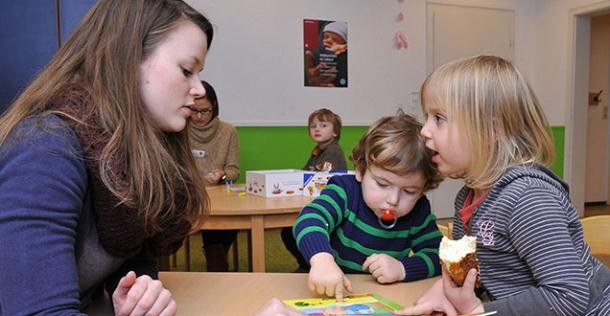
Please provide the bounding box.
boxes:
[437,221,454,239]
[437,224,450,238]
[581,215,610,267]
[171,234,240,272]
[447,221,454,238]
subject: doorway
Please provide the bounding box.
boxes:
[585,14,610,205]
[568,2,610,215]
[425,3,515,219]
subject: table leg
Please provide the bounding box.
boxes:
[250,215,265,272]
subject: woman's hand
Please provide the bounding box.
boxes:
[204,168,225,184]
[112,271,176,316]
[362,253,405,284]
[253,298,303,316]
[308,252,353,301]
[394,277,457,316]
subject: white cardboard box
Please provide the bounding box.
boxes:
[302,171,354,196]
[245,169,305,197]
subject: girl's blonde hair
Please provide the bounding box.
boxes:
[350,111,442,192]
[0,0,213,230]
[420,55,554,189]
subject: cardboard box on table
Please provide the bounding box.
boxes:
[245,169,305,197]
[302,170,354,197]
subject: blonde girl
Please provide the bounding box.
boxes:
[398,55,610,316]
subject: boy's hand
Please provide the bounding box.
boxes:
[112,271,176,316]
[362,253,405,284]
[308,252,353,301]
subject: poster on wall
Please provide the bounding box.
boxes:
[303,19,348,88]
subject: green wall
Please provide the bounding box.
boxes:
[235,125,566,183]
[549,126,564,178]
[235,126,368,183]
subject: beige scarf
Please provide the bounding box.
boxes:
[188,116,220,144]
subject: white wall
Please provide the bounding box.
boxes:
[531,0,608,126]
[183,0,606,128]
[186,0,538,126]
[185,0,606,213]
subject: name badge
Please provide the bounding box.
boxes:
[192,149,205,158]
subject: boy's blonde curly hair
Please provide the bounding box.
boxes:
[350,111,442,192]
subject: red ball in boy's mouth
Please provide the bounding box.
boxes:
[379,209,397,222]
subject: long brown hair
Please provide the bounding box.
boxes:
[0,0,213,230]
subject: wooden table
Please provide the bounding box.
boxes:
[196,185,313,272]
[87,272,438,315]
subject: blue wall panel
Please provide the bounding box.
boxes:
[59,0,95,44]
[0,1,58,113]
[0,0,95,114]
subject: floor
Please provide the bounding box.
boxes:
[171,203,610,272]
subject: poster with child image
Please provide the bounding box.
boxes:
[303,19,348,88]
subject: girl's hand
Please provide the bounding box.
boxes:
[443,268,483,314]
[394,278,457,316]
[308,253,353,301]
[253,298,303,316]
[112,271,176,316]
[362,253,405,284]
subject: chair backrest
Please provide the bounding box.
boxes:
[437,224,450,238]
[581,215,610,255]
[447,221,454,238]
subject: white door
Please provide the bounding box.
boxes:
[425,3,515,219]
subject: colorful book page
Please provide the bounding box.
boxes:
[284,293,403,315]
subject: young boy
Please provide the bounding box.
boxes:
[302,108,347,172]
[291,112,443,301]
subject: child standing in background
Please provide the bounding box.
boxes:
[303,108,347,171]
[291,112,443,301]
[398,55,610,316]
[282,108,348,270]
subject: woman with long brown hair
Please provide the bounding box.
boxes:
[0,1,211,314]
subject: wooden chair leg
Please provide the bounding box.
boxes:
[171,252,177,269]
[158,256,170,271]
[247,231,252,272]
[231,237,239,271]
[184,234,191,272]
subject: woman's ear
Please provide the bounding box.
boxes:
[355,169,363,182]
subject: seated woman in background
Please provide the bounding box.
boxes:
[189,80,240,272]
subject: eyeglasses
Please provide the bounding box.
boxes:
[192,108,213,115]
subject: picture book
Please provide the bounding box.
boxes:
[283,293,403,315]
